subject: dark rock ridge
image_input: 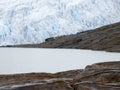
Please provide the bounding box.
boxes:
[10,22,120,52]
[0,61,120,90]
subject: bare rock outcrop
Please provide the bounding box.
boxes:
[74,82,120,90]
[74,61,120,90]
[0,61,120,90]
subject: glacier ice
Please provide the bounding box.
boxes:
[0,0,120,46]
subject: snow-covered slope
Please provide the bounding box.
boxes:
[0,0,120,46]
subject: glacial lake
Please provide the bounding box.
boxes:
[0,48,120,74]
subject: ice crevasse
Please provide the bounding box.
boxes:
[0,0,120,46]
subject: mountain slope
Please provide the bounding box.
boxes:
[14,22,120,52]
[0,0,120,46]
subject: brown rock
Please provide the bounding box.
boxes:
[13,80,73,90]
[77,69,120,83]
[0,78,73,90]
[0,73,56,85]
[74,61,120,90]
[74,81,120,90]
[76,61,120,83]
[85,61,120,70]
[0,61,120,90]
[55,69,83,79]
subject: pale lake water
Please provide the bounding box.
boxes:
[0,48,120,74]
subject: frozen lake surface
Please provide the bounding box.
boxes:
[0,48,120,74]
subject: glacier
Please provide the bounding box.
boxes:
[0,0,120,46]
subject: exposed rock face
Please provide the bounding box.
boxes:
[0,61,120,90]
[1,78,73,90]
[85,61,120,70]
[77,69,120,83]
[74,61,120,90]
[11,22,120,52]
[74,82,120,90]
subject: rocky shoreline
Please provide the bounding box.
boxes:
[0,61,120,90]
[7,22,120,52]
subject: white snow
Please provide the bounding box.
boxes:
[0,48,120,74]
[0,0,120,46]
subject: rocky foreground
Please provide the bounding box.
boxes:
[11,22,120,52]
[0,61,120,90]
